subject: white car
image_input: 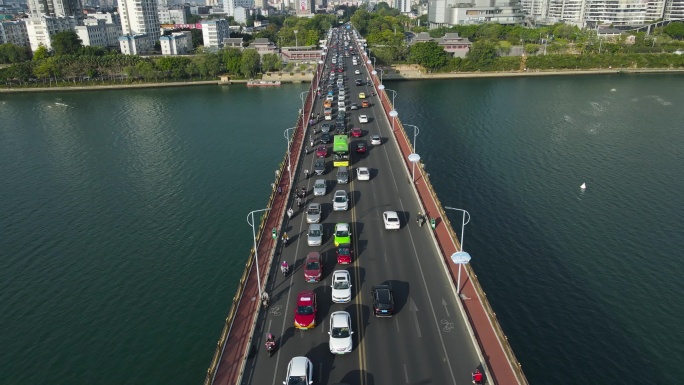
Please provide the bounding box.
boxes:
[338,89,346,97]
[338,101,346,111]
[333,190,349,211]
[358,115,368,124]
[283,356,313,385]
[313,179,327,196]
[307,223,323,246]
[328,311,354,354]
[371,135,382,145]
[331,270,352,303]
[354,69,361,74]
[383,211,400,230]
[326,95,334,101]
[356,167,370,181]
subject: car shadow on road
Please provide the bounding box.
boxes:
[388,279,409,315]
[306,343,337,385]
[338,369,375,385]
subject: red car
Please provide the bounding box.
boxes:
[316,145,327,157]
[336,244,353,264]
[304,252,322,282]
[337,68,344,73]
[351,127,363,138]
[294,291,317,329]
[355,141,367,154]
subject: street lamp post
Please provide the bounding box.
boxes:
[300,91,309,118]
[283,127,295,186]
[408,153,420,184]
[444,206,471,251]
[404,124,419,154]
[378,85,398,132]
[450,251,472,295]
[445,206,471,295]
[378,68,384,85]
[247,207,272,301]
[294,30,298,47]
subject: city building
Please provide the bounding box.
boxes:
[524,0,676,27]
[409,31,472,57]
[0,19,30,47]
[118,0,160,54]
[202,18,230,48]
[75,19,107,46]
[158,7,187,24]
[428,0,525,27]
[664,0,684,19]
[223,0,253,17]
[395,0,411,14]
[295,0,314,16]
[28,0,83,22]
[234,5,248,23]
[249,37,278,56]
[86,11,122,46]
[222,36,243,48]
[26,15,75,51]
[160,30,192,54]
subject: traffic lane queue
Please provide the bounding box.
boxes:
[271,27,381,384]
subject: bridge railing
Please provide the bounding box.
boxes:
[204,68,321,385]
[359,37,528,385]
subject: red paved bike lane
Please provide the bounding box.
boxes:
[365,63,524,384]
[209,75,320,385]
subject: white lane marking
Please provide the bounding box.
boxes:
[409,298,422,338]
[395,317,401,332]
[442,297,451,317]
[403,363,409,383]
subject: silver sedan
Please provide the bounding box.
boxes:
[307,223,323,246]
[306,203,322,224]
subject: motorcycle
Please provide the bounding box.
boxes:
[281,263,289,277]
[265,334,276,357]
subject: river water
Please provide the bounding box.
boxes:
[1,75,682,384]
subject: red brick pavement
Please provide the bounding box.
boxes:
[209,74,321,385]
[361,50,524,385]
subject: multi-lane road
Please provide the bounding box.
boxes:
[240,28,481,385]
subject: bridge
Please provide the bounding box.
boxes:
[204,28,529,385]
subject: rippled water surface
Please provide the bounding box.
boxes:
[1,75,683,385]
[390,74,684,384]
[0,84,308,384]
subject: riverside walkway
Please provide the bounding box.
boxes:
[205,27,527,385]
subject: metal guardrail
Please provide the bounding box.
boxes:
[204,70,321,385]
[375,76,529,385]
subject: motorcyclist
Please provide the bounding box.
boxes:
[281,261,289,275]
[304,169,310,179]
[417,212,424,227]
[296,196,302,208]
[282,232,289,245]
[261,292,269,308]
[265,333,275,350]
[287,208,293,219]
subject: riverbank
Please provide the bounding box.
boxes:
[384,65,684,80]
[2,67,682,94]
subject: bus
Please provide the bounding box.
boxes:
[333,135,350,167]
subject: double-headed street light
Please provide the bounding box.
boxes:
[445,206,471,295]
[408,153,420,184]
[404,124,420,154]
[247,207,272,302]
[283,127,295,186]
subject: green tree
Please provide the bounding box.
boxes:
[524,43,541,55]
[51,31,83,56]
[663,21,684,39]
[408,41,450,70]
[467,40,498,68]
[261,53,282,72]
[223,47,243,74]
[0,43,31,64]
[32,45,50,61]
[240,49,261,77]
[497,41,512,56]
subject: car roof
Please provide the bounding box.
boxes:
[331,311,350,326]
[334,190,346,195]
[315,179,325,184]
[333,270,350,279]
[335,222,350,230]
[309,202,321,208]
[289,356,310,376]
[384,211,399,218]
[358,167,368,171]
[297,291,315,304]
[373,284,391,291]
[309,223,322,230]
[306,252,321,260]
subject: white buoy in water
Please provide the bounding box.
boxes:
[580,183,586,190]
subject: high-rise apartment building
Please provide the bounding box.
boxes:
[223,0,254,17]
[395,0,411,13]
[664,0,684,19]
[0,20,30,47]
[428,0,524,27]
[119,0,160,39]
[202,18,230,48]
[28,0,83,20]
[26,15,75,51]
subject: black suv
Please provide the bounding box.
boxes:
[371,285,395,317]
[320,132,332,144]
[355,79,363,86]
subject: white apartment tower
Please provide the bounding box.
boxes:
[119,0,161,41]
[664,0,684,19]
[223,0,254,17]
[28,0,83,21]
[395,0,411,13]
[201,19,230,48]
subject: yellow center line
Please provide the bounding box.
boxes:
[350,175,367,385]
